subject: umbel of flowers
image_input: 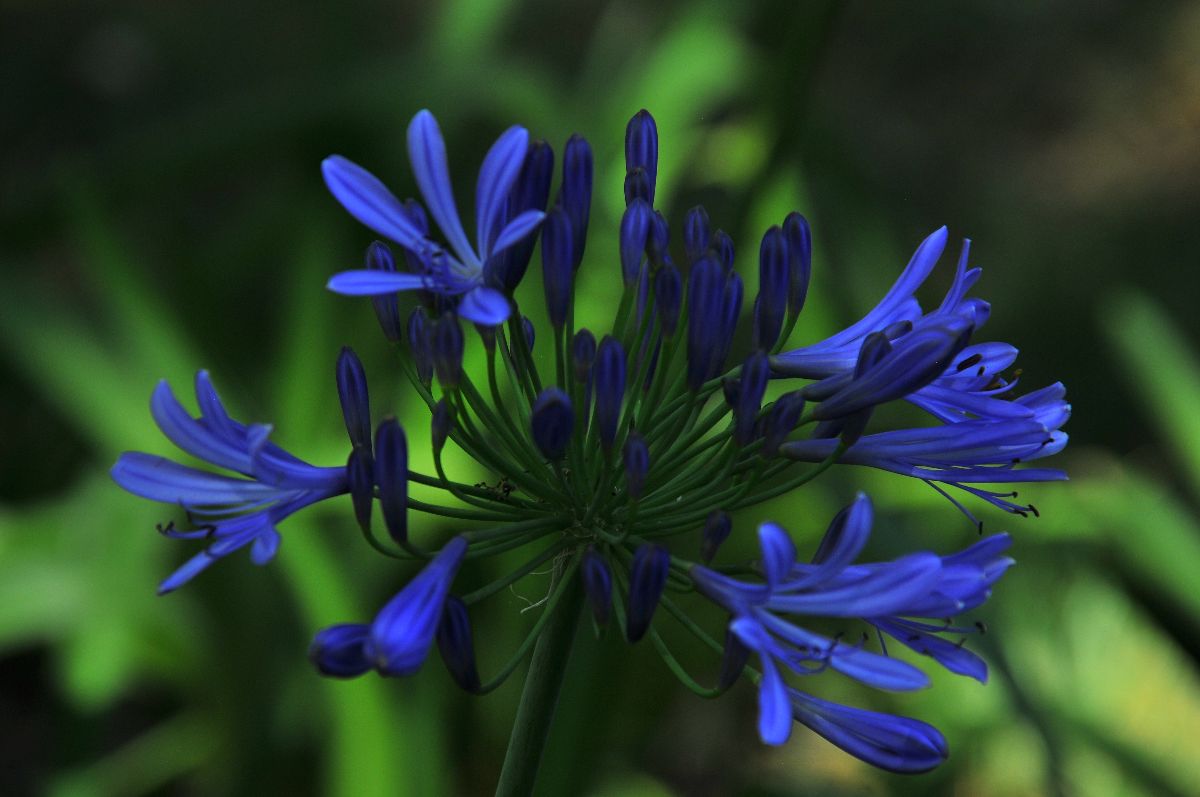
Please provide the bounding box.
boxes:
[112,108,1069,777]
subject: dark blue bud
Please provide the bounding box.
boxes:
[684,206,711,264]
[484,140,555,293]
[593,335,627,452]
[814,321,973,421]
[530,387,574,461]
[346,447,374,533]
[620,199,653,286]
[761,390,805,458]
[714,271,744,375]
[686,256,725,390]
[623,431,650,500]
[374,418,407,544]
[712,229,735,271]
[572,328,597,384]
[722,376,740,409]
[309,623,372,678]
[624,167,653,207]
[647,211,670,264]
[436,596,480,692]
[653,264,682,337]
[626,543,669,642]
[365,242,403,343]
[700,510,732,564]
[407,308,433,387]
[625,109,659,205]
[541,206,575,329]
[734,351,770,446]
[522,316,536,352]
[559,135,593,269]
[582,546,612,626]
[753,226,789,350]
[431,398,454,456]
[717,623,751,690]
[783,212,811,320]
[336,347,372,450]
[431,313,464,389]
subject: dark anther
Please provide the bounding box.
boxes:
[977,520,985,536]
[955,353,983,372]
[155,521,176,535]
[974,621,988,634]
[1029,504,1040,518]
[201,524,218,539]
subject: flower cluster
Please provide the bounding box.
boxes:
[112,108,1069,773]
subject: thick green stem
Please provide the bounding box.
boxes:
[494,557,583,797]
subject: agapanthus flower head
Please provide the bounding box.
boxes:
[115,107,1069,780]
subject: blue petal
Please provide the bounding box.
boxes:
[757,655,793,745]
[768,553,943,617]
[407,110,479,266]
[490,209,546,256]
[157,550,219,595]
[151,380,251,473]
[327,270,429,296]
[758,522,796,589]
[250,526,282,565]
[802,493,873,588]
[457,286,511,325]
[475,125,530,256]
[111,452,282,505]
[789,689,949,773]
[322,156,428,251]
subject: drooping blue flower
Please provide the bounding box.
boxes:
[111,371,350,593]
[322,110,548,325]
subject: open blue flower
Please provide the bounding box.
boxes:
[692,494,1010,759]
[322,110,547,325]
[773,229,1066,426]
[111,372,348,593]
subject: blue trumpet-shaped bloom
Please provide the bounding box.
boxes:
[111,372,349,594]
[692,494,1010,762]
[322,110,548,325]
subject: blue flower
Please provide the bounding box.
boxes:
[692,494,1010,759]
[111,372,349,593]
[322,110,548,325]
[774,230,1070,430]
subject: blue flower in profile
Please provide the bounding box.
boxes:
[110,371,351,594]
[322,110,547,325]
[773,230,1066,426]
[692,494,1010,765]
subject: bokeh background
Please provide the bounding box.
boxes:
[3,1,1200,795]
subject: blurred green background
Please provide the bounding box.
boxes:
[3,1,1199,794]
